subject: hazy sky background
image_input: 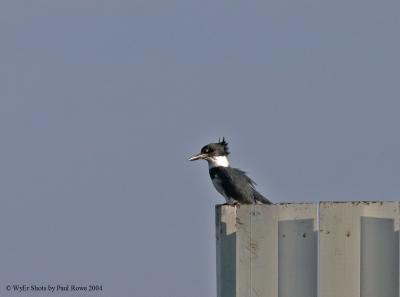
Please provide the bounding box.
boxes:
[1,1,400,296]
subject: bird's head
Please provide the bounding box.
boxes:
[189,138,230,165]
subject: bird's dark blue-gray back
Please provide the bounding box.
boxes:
[209,167,271,204]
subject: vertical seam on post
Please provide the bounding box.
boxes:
[317,202,320,297]
[250,204,253,297]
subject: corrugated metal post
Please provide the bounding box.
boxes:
[216,202,400,297]
[319,202,400,297]
[216,203,318,297]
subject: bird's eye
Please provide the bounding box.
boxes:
[203,147,213,153]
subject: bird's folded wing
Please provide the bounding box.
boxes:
[214,167,255,203]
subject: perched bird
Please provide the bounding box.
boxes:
[189,138,271,204]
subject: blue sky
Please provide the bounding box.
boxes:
[1,1,400,296]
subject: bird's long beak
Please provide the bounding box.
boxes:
[188,153,208,161]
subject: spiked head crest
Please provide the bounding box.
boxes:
[218,137,230,155]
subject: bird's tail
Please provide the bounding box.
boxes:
[253,190,272,204]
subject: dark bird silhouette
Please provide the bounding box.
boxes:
[189,138,271,204]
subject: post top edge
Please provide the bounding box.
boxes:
[215,201,399,208]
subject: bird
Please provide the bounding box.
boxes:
[189,138,271,204]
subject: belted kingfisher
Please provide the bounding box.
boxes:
[189,138,271,204]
